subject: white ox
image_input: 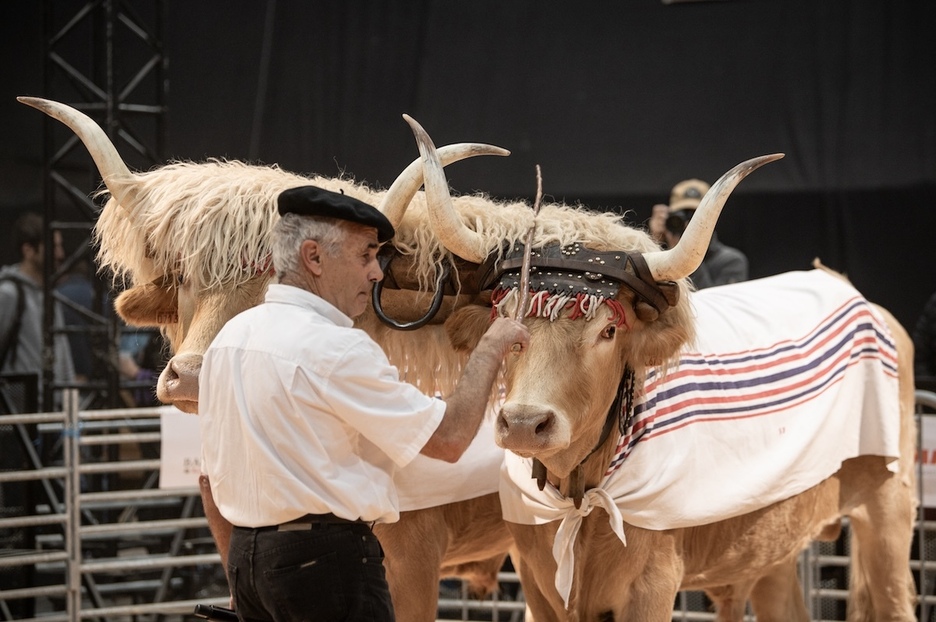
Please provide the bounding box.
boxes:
[19,97,519,621]
[407,134,919,620]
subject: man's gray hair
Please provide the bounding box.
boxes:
[271,213,347,277]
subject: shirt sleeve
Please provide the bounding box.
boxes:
[319,335,446,469]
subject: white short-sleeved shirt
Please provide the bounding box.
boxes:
[199,284,446,527]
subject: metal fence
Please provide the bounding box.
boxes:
[1,390,934,621]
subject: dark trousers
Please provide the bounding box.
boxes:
[228,522,394,622]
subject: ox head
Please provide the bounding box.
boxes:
[18,97,509,413]
[403,122,782,486]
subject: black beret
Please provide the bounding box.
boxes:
[277,185,395,243]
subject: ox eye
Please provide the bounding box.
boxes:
[176,274,184,285]
[600,324,616,340]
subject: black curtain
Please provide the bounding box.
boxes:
[3,0,935,327]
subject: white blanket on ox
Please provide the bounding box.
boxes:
[498,269,901,608]
[395,417,505,511]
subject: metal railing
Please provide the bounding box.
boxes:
[2,390,935,621]
[0,391,225,621]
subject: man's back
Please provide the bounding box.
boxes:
[703,235,749,287]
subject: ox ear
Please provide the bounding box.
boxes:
[445,304,492,352]
[115,281,179,326]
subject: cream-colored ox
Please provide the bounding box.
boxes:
[19,97,520,621]
[408,133,918,619]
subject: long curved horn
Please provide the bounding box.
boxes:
[643,153,784,282]
[404,114,490,263]
[17,96,141,216]
[379,142,509,228]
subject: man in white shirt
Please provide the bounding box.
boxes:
[199,185,528,621]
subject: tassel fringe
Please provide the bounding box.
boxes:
[491,287,629,328]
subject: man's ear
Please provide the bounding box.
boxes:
[300,239,324,276]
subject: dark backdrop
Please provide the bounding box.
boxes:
[2,0,935,331]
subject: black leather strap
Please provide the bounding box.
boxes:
[480,243,678,316]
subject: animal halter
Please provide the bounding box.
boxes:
[480,241,675,507]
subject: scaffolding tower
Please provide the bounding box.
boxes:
[40,0,168,412]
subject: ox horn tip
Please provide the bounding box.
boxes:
[17,96,46,108]
[402,115,436,154]
[754,152,785,166]
[724,152,785,184]
[17,97,65,117]
[472,144,510,158]
[402,113,426,133]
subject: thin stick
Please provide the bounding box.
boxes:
[515,165,543,322]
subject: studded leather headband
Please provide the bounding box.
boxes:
[478,242,679,320]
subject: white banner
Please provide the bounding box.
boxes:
[159,406,202,490]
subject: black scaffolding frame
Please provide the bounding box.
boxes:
[39,0,168,411]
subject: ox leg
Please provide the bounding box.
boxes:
[616,566,681,622]
[840,307,917,621]
[747,560,809,622]
[512,552,562,622]
[704,583,752,622]
[507,524,568,622]
[375,511,446,622]
[199,475,233,592]
[579,522,680,622]
[846,502,917,622]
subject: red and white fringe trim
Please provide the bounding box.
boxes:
[491,287,629,328]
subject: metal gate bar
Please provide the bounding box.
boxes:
[2,390,935,621]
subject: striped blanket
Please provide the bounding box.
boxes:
[499,269,901,605]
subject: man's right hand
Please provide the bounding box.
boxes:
[484,317,530,357]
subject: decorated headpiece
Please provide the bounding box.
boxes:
[478,242,679,324]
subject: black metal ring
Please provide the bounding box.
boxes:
[372,260,452,331]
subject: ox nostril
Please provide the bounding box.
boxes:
[534,412,554,436]
[496,411,510,434]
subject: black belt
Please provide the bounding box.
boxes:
[246,513,373,532]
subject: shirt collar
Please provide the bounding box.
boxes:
[264,283,354,328]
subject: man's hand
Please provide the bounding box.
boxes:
[484,317,530,357]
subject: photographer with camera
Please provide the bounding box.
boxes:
[648,178,748,289]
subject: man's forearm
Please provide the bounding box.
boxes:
[422,343,503,462]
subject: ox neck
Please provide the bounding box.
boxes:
[533,366,635,508]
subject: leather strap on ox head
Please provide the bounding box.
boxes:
[478,242,679,322]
